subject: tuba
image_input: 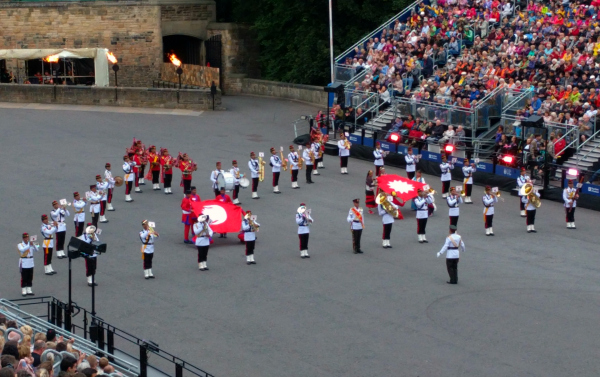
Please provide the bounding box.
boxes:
[376,193,399,218]
[258,155,265,182]
[519,182,541,208]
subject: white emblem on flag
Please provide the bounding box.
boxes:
[202,205,227,225]
[388,180,414,194]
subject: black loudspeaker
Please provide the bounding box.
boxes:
[324,82,344,94]
[521,115,544,129]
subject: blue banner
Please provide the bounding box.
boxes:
[397,145,409,155]
[422,151,441,162]
[497,166,521,179]
[475,162,494,173]
[348,134,362,145]
[561,180,600,197]
[362,137,375,147]
[378,141,396,153]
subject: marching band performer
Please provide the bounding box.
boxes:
[377,192,400,249]
[95,175,109,223]
[365,170,377,214]
[134,149,144,192]
[440,154,454,198]
[87,185,102,228]
[302,143,315,184]
[18,233,38,296]
[482,186,498,236]
[73,192,86,237]
[41,214,57,275]
[347,198,364,254]
[123,155,135,202]
[140,220,158,279]
[373,142,386,176]
[210,162,224,197]
[446,187,462,228]
[190,186,201,227]
[104,163,116,211]
[242,211,260,264]
[215,187,231,238]
[522,185,541,233]
[405,147,419,179]
[248,152,261,199]
[288,145,301,189]
[563,179,579,229]
[230,160,242,204]
[461,158,476,203]
[80,225,99,286]
[517,168,530,217]
[194,215,214,271]
[269,148,282,193]
[338,133,351,174]
[311,135,323,174]
[178,153,197,194]
[415,188,433,243]
[147,146,162,191]
[296,204,313,258]
[51,200,70,259]
[181,190,193,244]
[160,148,175,195]
[436,225,465,285]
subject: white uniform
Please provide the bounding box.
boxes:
[41,223,57,249]
[288,152,300,170]
[405,154,418,173]
[296,213,313,234]
[414,196,432,219]
[440,162,454,181]
[123,162,134,181]
[482,194,497,215]
[105,170,115,189]
[338,140,351,156]
[378,203,398,224]
[373,149,384,166]
[18,242,38,269]
[242,219,260,241]
[462,165,476,184]
[139,230,157,254]
[96,181,109,201]
[51,208,70,233]
[438,233,465,259]
[446,194,462,217]
[248,159,260,179]
[193,222,214,246]
[516,174,529,191]
[73,199,86,222]
[522,192,540,211]
[230,167,241,185]
[210,169,224,191]
[347,208,364,230]
[270,155,282,173]
[302,149,313,166]
[88,191,102,214]
[563,187,577,208]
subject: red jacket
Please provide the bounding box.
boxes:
[215,193,232,203]
[181,197,192,213]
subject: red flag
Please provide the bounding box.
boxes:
[376,174,426,202]
[191,200,243,233]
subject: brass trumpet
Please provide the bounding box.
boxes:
[258,155,265,182]
[280,150,288,171]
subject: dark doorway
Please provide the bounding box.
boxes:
[205,34,223,91]
[163,35,202,65]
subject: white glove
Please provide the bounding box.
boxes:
[436,252,441,258]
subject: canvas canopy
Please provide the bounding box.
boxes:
[0,48,109,87]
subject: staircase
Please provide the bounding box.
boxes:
[555,137,600,178]
[352,105,398,140]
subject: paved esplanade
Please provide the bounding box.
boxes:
[1,97,599,377]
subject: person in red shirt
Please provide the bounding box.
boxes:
[181,190,193,244]
[178,153,196,193]
[160,148,174,195]
[133,149,144,193]
[146,146,162,191]
[215,187,232,238]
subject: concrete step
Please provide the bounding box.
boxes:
[570,156,600,163]
[563,161,594,168]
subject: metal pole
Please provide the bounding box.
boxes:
[66,256,72,331]
[328,0,334,83]
[91,273,96,319]
[139,344,148,377]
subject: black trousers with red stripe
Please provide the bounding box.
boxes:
[85,257,97,277]
[382,223,392,240]
[125,181,133,195]
[107,188,113,204]
[56,231,66,251]
[298,233,309,250]
[44,247,53,266]
[449,216,459,227]
[245,240,256,255]
[91,212,99,228]
[375,165,382,176]
[100,200,107,216]
[526,209,536,225]
[273,172,280,187]
[252,177,259,192]
[291,169,299,182]
[465,183,473,196]
[21,268,33,288]
[233,184,240,199]
[340,156,349,168]
[442,180,451,194]
[519,197,525,211]
[417,218,428,234]
[74,221,84,237]
[143,252,153,269]
[134,171,140,187]
[565,207,575,223]
[485,214,493,228]
[197,246,209,262]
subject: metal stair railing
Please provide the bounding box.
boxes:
[573,130,600,167]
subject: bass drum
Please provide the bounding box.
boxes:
[239,177,250,189]
[216,172,235,192]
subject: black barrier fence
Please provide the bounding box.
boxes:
[9,296,215,377]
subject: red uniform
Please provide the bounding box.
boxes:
[133,154,142,188]
[181,196,193,242]
[215,193,232,204]
[179,159,194,192]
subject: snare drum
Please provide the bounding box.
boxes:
[239,177,250,189]
[216,172,235,192]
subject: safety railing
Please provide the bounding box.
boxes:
[395,96,476,131]
[501,86,533,118]
[573,129,600,167]
[3,296,215,377]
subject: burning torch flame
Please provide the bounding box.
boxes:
[169,53,182,68]
[44,55,59,63]
[106,52,118,64]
